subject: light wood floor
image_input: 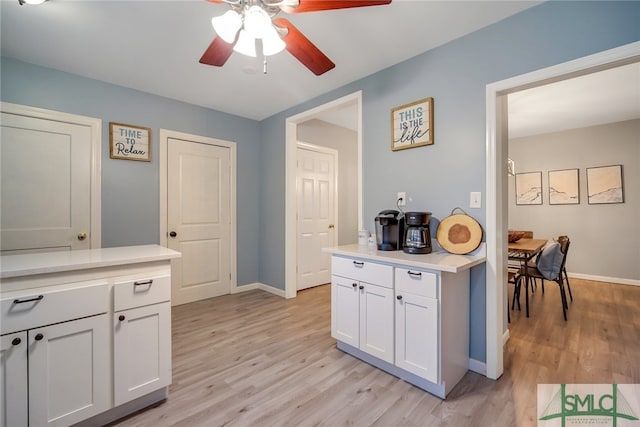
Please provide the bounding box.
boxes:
[112,278,640,427]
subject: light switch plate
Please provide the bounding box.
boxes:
[470,192,481,208]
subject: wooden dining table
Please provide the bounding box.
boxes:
[508,238,547,259]
[508,238,548,317]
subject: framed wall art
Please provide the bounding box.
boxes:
[390,97,434,151]
[109,122,151,162]
[548,168,579,205]
[586,164,624,204]
[515,171,542,205]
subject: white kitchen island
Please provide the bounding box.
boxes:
[322,244,486,399]
[0,245,181,427]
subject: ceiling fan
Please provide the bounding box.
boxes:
[200,0,392,75]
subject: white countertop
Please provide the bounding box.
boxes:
[322,243,486,273]
[0,245,181,279]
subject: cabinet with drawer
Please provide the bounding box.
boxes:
[331,257,394,363]
[394,267,439,383]
[113,276,172,406]
[0,245,180,426]
[327,250,473,399]
[0,283,109,427]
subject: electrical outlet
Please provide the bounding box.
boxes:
[470,192,481,208]
[397,192,406,206]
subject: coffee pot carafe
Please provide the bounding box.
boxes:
[403,211,432,254]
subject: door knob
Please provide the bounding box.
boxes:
[169,231,177,238]
[328,224,335,229]
[77,232,87,241]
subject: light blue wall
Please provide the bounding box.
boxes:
[2,1,639,364]
[0,58,262,286]
[258,1,640,362]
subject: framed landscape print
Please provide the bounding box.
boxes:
[548,168,579,205]
[587,165,624,204]
[515,171,542,205]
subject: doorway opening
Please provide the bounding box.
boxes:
[284,91,363,298]
[485,41,640,380]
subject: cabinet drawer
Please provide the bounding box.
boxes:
[1,282,108,335]
[332,256,393,288]
[114,275,170,312]
[395,267,438,299]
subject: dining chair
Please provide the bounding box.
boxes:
[514,238,570,320]
[530,236,572,301]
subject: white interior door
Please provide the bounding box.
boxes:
[168,137,231,305]
[297,144,337,290]
[0,111,95,254]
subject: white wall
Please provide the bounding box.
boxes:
[297,119,358,246]
[508,119,640,283]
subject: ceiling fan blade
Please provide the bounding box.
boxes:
[282,0,391,13]
[205,0,226,3]
[274,18,335,76]
[199,36,234,67]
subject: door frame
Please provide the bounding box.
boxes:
[285,91,363,298]
[0,102,102,248]
[484,41,640,380]
[296,141,339,290]
[159,129,238,292]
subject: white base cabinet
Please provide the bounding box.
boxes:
[1,332,28,427]
[329,253,472,399]
[395,292,438,383]
[0,245,180,427]
[332,276,394,363]
[114,302,171,406]
[331,257,394,364]
[29,314,109,427]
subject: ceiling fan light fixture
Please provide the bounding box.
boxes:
[261,25,286,56]
[233,29,257,57]
[211,10,242,44]
[243,5,271,39]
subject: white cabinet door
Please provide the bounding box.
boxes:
[331,275,359,348]
[359,282,394,364]
[28,315,109,427]
[395,292,438,383]
[1,332,28,427]
[114,302,171,406]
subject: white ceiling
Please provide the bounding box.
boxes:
[0,0,540,121]
[2,1,637,137]
[508,62,640,139]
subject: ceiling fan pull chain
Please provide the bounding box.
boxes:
[263,56,268,74]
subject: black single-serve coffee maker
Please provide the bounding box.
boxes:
[374,210,404,251]
[403,211,432,254]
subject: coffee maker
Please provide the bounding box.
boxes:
[374,210,404,251]
[403,211,432,254]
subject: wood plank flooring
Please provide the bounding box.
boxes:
[111,278,640,427]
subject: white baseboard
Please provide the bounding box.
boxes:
[502,329,510,347]
[232,282,287,298]
[468,358,486,376]
[568,272,639,287]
